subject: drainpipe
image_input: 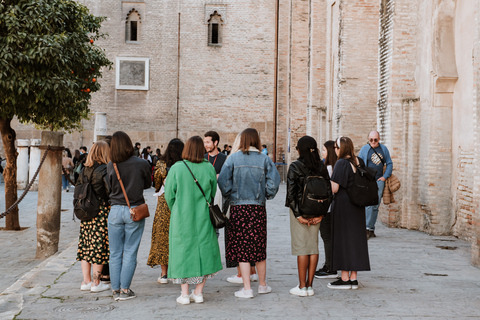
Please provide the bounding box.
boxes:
[176,4,181,138]
[273,0,280,163]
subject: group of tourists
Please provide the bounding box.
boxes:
[74,128,393,304]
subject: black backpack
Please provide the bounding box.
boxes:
[296,161,332,218]
[73,166,101,221]
[346,159,379,207]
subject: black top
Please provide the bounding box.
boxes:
[285,159,331,218]
[204,152,227,175]
[107,156,152,206]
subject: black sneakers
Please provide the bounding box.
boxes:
[314,265,338,279]
[351,280,358,290]
[327,279,352,290]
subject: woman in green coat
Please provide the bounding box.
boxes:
[165,136,223,305]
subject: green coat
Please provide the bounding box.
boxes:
[165,159,222,279]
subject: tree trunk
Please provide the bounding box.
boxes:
[0,118,20,230]
[35,131,63,259]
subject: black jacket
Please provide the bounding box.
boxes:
[285,159,331,218]
[77,163,110,204]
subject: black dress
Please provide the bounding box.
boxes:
[331,158,370,271]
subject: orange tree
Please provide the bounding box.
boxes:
[0,0,112,230]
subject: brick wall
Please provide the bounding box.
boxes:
[5,0,277,155]
[334,0,379,147]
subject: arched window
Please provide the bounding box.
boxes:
[126,9,141,43]
[208,11,223,46]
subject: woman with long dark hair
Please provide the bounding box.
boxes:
[107,131,152,301]
[147,138,184,284]
[285,136,332,297]
[218,128,280,299]
[328,136,370,290]
[165,136,222,304]
[315,140,339,279]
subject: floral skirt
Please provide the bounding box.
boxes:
[170,272,219,285]
[76,205,110,264]
[225,205,267,263]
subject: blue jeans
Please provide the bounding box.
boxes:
[108,205,145,291]
[62,174,69,190]
[365,180,385,231]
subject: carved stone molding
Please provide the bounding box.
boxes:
[205,4,227,25]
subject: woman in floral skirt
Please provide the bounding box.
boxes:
[218,128,281,299]
[76,141,111,293]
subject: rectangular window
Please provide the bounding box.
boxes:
[130,21,138,41]
[211,23,219,44]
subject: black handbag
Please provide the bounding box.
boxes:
[183,160,227,228]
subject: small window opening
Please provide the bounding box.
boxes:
[130,21,138,41]
[211,24,219,44]
[208,11,223,46]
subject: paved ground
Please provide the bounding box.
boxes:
[0,182,479,319]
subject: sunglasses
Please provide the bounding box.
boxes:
[369,139,379,143]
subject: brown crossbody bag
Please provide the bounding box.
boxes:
[113,163,150,221]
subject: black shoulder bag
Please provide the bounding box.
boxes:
[182,160,227,229]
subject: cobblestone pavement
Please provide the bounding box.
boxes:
[0,182,479,319]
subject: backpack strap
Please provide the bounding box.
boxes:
[370,145,385,165]
[113,163,131,209]
[182,160,212,207]
[294,160,311,177]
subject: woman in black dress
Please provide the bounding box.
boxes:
[328,136,370,290]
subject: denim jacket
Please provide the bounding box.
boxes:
[218,150,280,206]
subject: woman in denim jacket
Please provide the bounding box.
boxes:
[218,128,281,299]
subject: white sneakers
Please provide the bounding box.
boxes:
[290,285,308,297]
[176,290,204,305]
[258,284,272,294]
[157,275,168,284]
[226,275,243,283]
[91,281,111,293]
[80,282,91,291]
[307,286,314,296]
[235,288,254,298]
[227,274,259,283]
[189,290,204,303]
[290,285,315,296]
[176,294,190,305]
[81,281,111,292]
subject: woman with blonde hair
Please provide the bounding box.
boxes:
[76,141,111,293]
[218,128,281,298]
[225,133,258,284]
[328,137,370,290]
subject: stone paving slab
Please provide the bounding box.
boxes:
[0,183,480,319]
